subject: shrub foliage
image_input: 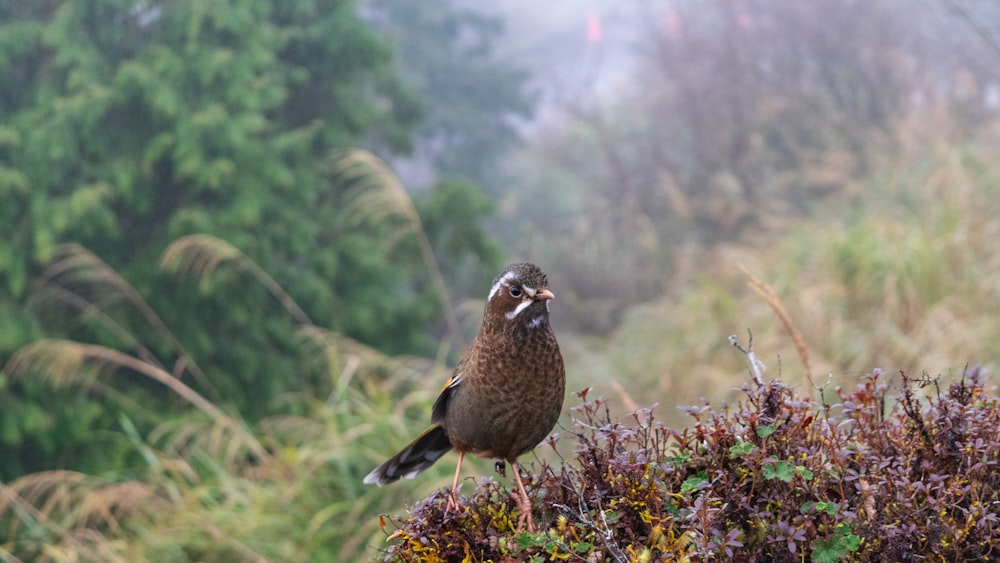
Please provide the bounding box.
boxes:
[380,366,1000,561]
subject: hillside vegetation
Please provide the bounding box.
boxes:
[565,113,1000,429]
[4,0,1000,560]
[3,116,1000,560]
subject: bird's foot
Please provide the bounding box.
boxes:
[444,487,461,515]
[514,491,537,533]
[510,461,538,532]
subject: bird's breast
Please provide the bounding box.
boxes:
[443,330,565,460]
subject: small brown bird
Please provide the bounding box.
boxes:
[364,262,566,532]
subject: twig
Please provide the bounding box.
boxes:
[729,331,765,387]
[740,264,814,386]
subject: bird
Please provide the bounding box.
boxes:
[364,262,566,532]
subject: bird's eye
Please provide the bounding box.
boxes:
[508,285,522,298]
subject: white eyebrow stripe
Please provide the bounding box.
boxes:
[488,271,517,300]
[505,299,533,320]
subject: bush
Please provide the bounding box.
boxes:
[378,365,1000,561]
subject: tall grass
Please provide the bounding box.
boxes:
[0,151,469,561]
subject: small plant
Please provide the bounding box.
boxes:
[377,366,1000,561]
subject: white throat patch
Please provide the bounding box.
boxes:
[505,299,533,320]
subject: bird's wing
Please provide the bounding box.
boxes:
[431,368,462,425]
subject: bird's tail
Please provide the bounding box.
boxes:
[363,425,452,485]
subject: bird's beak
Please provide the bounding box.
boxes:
[535,288,555,301]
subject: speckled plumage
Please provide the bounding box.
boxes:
[364,263,565,531]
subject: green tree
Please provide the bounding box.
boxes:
[0,0,498,480]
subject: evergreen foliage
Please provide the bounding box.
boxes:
[0,0,505,479]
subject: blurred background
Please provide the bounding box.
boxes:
[2,0,1000,560]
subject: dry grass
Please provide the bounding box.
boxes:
[567,123,1000,428]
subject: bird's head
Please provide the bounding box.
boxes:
[481,262,554,334]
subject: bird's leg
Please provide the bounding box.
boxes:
[445,451,464,514]
[509,461,537,533]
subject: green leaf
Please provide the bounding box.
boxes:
[801,501,837,516]
[757,424,776,438]
[681,471,709,494]
[729,439,757,457]
[666,451,692,464]
[763,460,795,482]
[517,532,548,549]
[810,524,860,563]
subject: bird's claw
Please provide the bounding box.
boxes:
[514,492,536,533]
[444,488,461,515]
